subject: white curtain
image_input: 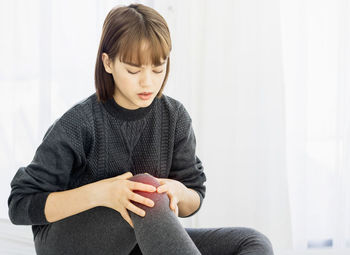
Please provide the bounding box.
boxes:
[1,0,349,254]
[281,0,350,251]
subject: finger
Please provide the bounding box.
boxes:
[121,210,134,228]
[166,192,175,208]
[171,199,177,210]
[117,172,133,180]
[126,202,146,217]
[175,205,179,216]
[167,196,174,210]
[129,181,156,192]
[171,196,179,210]
[171,205,177,216]
[157,178,166,185]
[157,185,167,193]
[129,191,155,207]
[168,196,174,209]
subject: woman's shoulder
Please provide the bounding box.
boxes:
[71,92,97,115]
[160,94,191,119]
[45,93,96,138]
[159,93,186,115]
[59,93,95,123]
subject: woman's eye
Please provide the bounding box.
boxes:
[127,70,140,74]
[127,70,163,74]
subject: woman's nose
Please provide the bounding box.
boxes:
[139,70,152,87]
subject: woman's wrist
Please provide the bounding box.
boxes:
[86,180,110,208]
[177,188,200,217]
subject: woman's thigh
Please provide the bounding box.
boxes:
[185,227,274,255]
[34,206,137,255]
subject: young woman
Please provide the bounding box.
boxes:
[8,4,274,255]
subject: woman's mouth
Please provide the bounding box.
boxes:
[138,92,153,100]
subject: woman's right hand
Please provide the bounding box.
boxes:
[97,172,156,228]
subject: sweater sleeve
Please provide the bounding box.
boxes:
[8,106,89,225]
[169,103,207,218]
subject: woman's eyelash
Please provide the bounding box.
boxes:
[127,70,163,74]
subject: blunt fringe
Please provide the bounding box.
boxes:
[94,4,172,102]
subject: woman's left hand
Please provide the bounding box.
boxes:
[155,178,186,217]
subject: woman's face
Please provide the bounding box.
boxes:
[102,52,167,110]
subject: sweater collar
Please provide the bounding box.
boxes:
[103,96,157,121]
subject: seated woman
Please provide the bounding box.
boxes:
[8,3,274,255]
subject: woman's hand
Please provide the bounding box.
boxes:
[155,178,187,217]
[97,172,156,228]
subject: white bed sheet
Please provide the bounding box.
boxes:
[0,218,36,255]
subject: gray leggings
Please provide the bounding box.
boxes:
[34,174,274,255]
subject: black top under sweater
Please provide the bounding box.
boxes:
[7,93,207,235]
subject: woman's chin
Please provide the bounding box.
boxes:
[136,99,153,108]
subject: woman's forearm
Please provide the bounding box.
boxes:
[44,181,106,223]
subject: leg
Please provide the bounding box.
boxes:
[128,173,201,255]
[185,227,274,255]
[129,226,274,255]
[34,205,137,255]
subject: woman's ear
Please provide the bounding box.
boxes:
[101,53,113,74]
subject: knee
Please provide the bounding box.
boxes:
[238,227,274,255]
[127,173,166,207]
[128,173,160,188]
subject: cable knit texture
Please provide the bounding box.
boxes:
[7,93,206,236]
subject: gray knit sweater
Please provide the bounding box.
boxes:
[8,93,206,234]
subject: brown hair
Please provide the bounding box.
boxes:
[94,4,172,102]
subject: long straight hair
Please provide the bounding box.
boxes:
[94,4,172,103]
